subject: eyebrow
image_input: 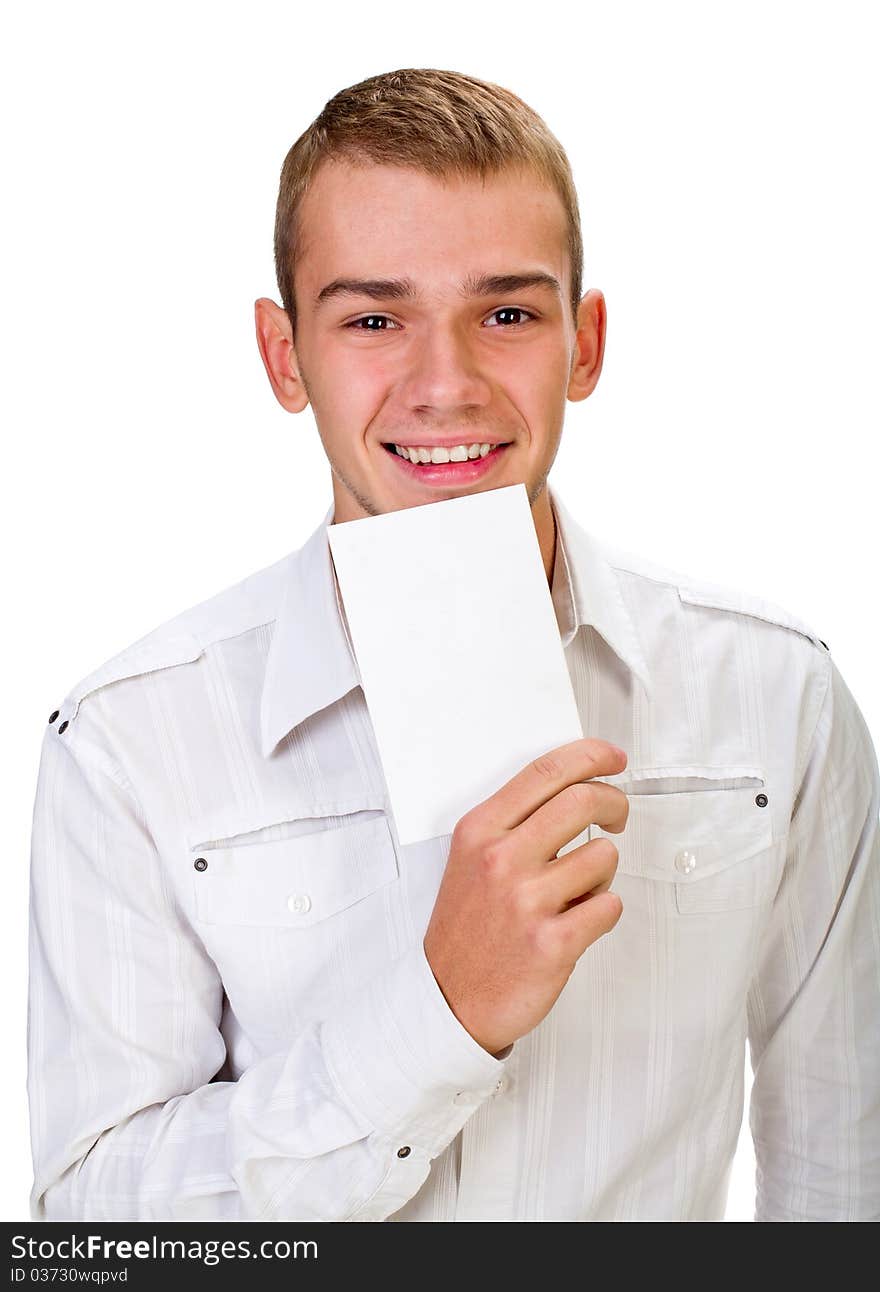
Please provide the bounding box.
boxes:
[314,270,562,309]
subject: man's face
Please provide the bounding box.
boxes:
[259,159,603,531]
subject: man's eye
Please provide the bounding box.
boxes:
[484,307,536,327]
[345,315,400,330]
[344,308,537,331]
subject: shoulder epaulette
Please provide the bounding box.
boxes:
[47,631,204,735]
[677,581,829,653]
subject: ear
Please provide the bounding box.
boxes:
[567,288,606,402]
[254,298,310,413]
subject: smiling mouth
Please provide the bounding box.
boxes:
[382,441,511,465]
[379,440,513,485]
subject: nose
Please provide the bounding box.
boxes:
[400,320,492,415]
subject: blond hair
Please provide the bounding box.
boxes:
[273,67,583,333]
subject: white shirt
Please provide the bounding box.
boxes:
[27,482,880,1221]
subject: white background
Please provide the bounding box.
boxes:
[3,0,877,1221]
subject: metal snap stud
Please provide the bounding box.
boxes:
[193,858,208,872]
[755,793,768,808]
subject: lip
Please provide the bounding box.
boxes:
[384,437,509,450]
[379,442,512,486]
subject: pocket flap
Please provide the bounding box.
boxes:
[588,765,774,884]
[190,814,399,927]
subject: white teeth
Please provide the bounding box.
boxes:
[390,441,501,464]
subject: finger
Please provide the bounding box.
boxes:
[539,837,619,911]
[476,738,627,834]
[551,889,624,958]
[510,779,629,866]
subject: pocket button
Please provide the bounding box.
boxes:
[287,893,312,914]
[673,849,697,876]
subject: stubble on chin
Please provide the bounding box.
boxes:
[327,455,383,519]
[527,463,551,510]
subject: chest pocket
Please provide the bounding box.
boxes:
[190,812,399,928]
[581,766,780,914]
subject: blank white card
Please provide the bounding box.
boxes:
[327,483,584,845]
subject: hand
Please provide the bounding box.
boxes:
[423,738,629,1056]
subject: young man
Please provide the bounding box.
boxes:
[28,68,879,1222]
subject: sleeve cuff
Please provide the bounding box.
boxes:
[320,940,512,1151]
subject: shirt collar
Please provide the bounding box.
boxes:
[547,483,653,700]
[260,499,360,758]
[260,484,653,757]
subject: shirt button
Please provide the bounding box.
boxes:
[57,720,69,734]
[493,1078,506,1095]
[287,893,311,914]
[193,858,208,872]
[673,849,697,876]
[755,793,768,808]
[396,1146,411,1159]
[48,710,59,724]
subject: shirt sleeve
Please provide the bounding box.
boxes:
[746,652,880,1221]
[27,719,509,1222]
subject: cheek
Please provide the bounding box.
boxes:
[338,356,396,409]
[314,361,390,428]
[505,350,569,422]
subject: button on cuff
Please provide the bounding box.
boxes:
[453,1074,509,1107]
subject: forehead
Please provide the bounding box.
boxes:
[294,159,570,299]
